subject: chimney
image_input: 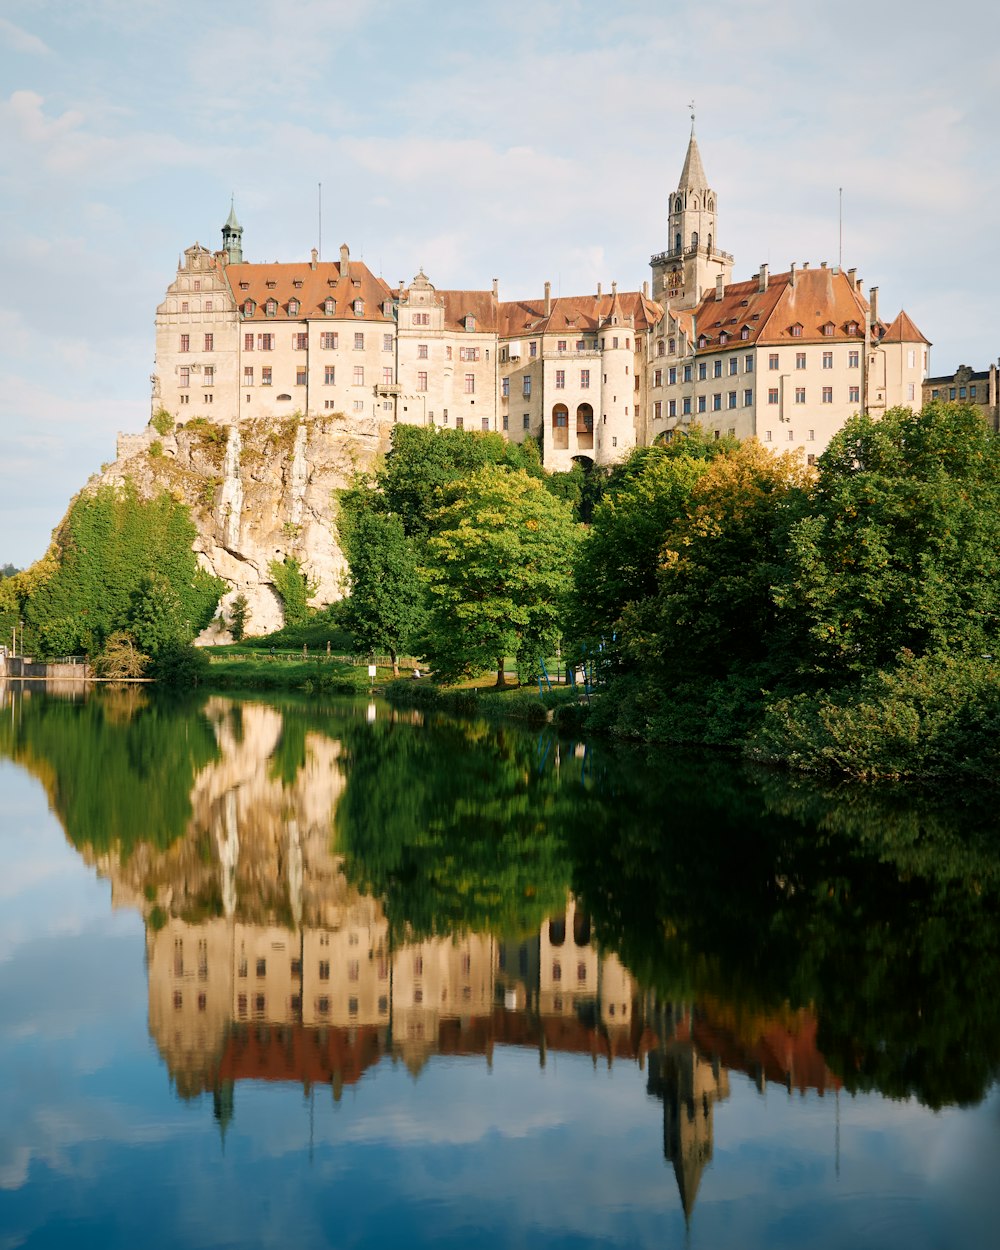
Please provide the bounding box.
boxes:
[492,277,498,298]
[597,281,602,299]
[310,247,318,270]
[820,260,827,269]
[848,267,857,289]
[758,263,769,294]
[544,281,551,315]
[789,262,797,289]
[869,285,879,326]
[642,279,649,298]
[339,243,350,280]
[802,260,810,270]
[715,273,725,301]
[611,280,618,296]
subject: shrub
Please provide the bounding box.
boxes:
[150,409,173,437]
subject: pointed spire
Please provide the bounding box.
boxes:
[678,129,709,193]
[224,196,241,231]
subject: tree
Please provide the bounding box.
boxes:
[421,466,580,686]
[0,563,18,580]
[128,573,187,657]
[93,630,149,679]
[268,556,317,627]
[338,507,424,676]
[775,402,1000,678]
[229,593,251,642]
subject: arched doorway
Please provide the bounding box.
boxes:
[552,403,569,450]
[576,403,594,450]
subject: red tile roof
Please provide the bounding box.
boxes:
[498,291,663,338]
[882,308,931,345]
[224,257,394,321]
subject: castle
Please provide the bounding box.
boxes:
[153,130,929,466]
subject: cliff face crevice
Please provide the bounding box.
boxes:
[110,413,388,638]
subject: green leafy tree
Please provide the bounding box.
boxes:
[338,506,425,676]
[93,630,149,679]
[128,573,187,657]
[421,466,580,686]
[0,562,18,580]
[229,593,251,642]
[776,402,1000,677]
[268,556,317,627]
[22,482,223,658]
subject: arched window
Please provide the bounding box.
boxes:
[691,231,699,249]
[656,340,665,357]
[674,233,682,253]
[708,197,715,211]
[549,917,566,947]
[675,196,683,213]
[576,403,594,449]
[692,198,699,210]
[552,403,569,449]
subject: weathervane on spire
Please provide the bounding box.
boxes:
[688,100,696,133]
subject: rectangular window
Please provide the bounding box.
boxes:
[907,349,916,368]
[669,367,677,385]
[417,371,427,392]
[712,393,721,411]
[713,360,723,379]
[353,366,364,385]
[849,385,860,403]
[577,339,586,351]
[849,350,859,368]
[501,377,509,398]
[481,417,489,431]
[728,391,737,409]
[244,332,254,351]
[970,385,978,398]
[697,395,706,413]
[765,430,772,441]
[744,389,753,406]
[823,351,833,369]
[654,369,662,387]
[822,386,833,403]
[745,355,754,373]
[382,367,392,385]
[261,366,272,386]
[413,312,429,326]
[654,400,662,419]
[464,373,475,394]
[353,399,364,411]
[729,357,738,376]
[318,961,330,981]
[256,958,267,978]
[383,334,393,351]
[788,429,795,440]
[529,342,537,358]
[769,353,779,370]
[555,370,565,389]
[354,332,364,350]
[459,346,481,362]
[796,352,806,370]
[244,367,254,386]
[523,377,531,398]
[294,333,308,350]
[180,334,190,352]
[179,367,189,388]
[808,429,815,441]
[324,365,335,385]
[668,400,677,417]
[795,387,806,403]
[503,414,509,430]
[296,367,307,386]
[698,362,707,381]
[581,369,590,388]
[768,388,778,404]
[418,343,428,359]
[557,340,566,352]
[204,333,213,352]
[682,397,691,415]
[258,334,274,351]
[523,414,530,429]
[683,365,692,383]
[204,366,214,386]
[456,416,464,429]
[908,383,916,401]
[321,332,338,349]
[950,387,957,399]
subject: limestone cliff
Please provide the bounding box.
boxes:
[105,412,390,638]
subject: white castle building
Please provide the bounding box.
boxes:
[153,131,929,468]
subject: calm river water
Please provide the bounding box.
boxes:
[0,684,998,1250]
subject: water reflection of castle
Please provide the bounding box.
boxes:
[84,699,842,1222]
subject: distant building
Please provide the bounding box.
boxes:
[152,130,930,464]
[923,362,999,430]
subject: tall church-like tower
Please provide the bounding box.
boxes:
[221,200,243,264]
[650,122,733,310]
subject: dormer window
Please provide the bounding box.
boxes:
[465,314,476,332]
[719,331,729,345]
[293,279,303,289]
[243,299,256,317]
[288,299,300,316]
[239,281,250,290]
[697,335,708,349]
[265,299,277,317]
[327,278,337,287]
[821,322,835,336]
[847,320,858,335]
[353,299,364,315]
[352,279,361,289]
[266,280,276,289]
[324,297,336,315]
[740,326,750,340]
[790,324,803,337]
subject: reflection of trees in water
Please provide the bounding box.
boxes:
[4,686,999,1110]
[570,744,1000,1109]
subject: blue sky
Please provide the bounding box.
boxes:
[2,0,998,566]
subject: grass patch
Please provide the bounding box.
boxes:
[204,655,369,694]
[384,679,585,727]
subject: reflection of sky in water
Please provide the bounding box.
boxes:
[2,752,1000,1249]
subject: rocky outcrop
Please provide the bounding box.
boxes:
[108,413,389,638]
